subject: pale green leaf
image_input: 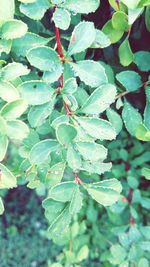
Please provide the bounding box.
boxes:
[68,21,96,56]
[62,0,100,14]
[0,134,8,161]
[0,62,30,81]
[46,162,66,188]
[1,19,28,40]
[12,32,50,57]
[121,0,141,9]
[27,46,63,72]
[76,116,116,140]
[28,101,54,128]
[53,8,71,30]
[20,0,50,20]
[119,38,134,66]
[71,60,107,87]
[49,182,78,202]
[106,108,123,135]
[6,120,29,141]
[29,139,59,165]
[0,163,17,189]
[122,102,142,136]
[67,145,82,171]
[84,178,122,206]
[56,123,77,147]
[0,0,14,23]
[1,99,28,120]
[0,81,20,102]
[62,78,77,95]
[18,80,54,105]
[0,197,4,215]
[76,142,107,162]
[91,29,111,48]
[116,71,142,92]
[80,83,116,114]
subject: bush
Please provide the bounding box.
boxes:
[0,0,150,266]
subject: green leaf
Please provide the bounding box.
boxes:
[67,145,82,171]
[53,8,71,30]
[62,78,77,94]
[122,102,142,136]
[28,101,54,128]
[71,60,107,87]
[106,108,123,135]
[81,161,112,175]
[116,71,142,92]
[76,116,116,140]
[46,162,66,188]
[102,20,124,44]
[91,29,111,48]
[0,39,12,55]
[1,99,28,120]
[0,0,14,23]
[110,244,126,264]
[75,142,107,162]
[51,115,69,129]
[141,167,150,180]
[62,0,100,14]
[49,182,79,202]
[80,83,116,114]
[29,139,59,165]
[42,198,71,237]
[12,32,49,57]
[134,51,150,71]
[119,38,134,66]
[42,198,66,224]
[18,81,54,105]
[121,0,141,9]
[1,19,28,40]
[48,204,71,238]
[27,46,63,74]
[6,120,29,141]
[84,178,122,206]
[135,123,150,141]
[77,245,89,262]
[0,134,8,161]
[112,11,129,31]
[0,163,17,189]
[138,258,149,267]
[0,81,19,102]
[68,21,96,56]
[69,186,82,215]
[128,8,144,25]
[20,0,50,20]
[145,6,150,31]
[144,100,150,129]
[0,197,4,215]
[0,62,30,81]
[18,0,36,2]
[56,123,77,147]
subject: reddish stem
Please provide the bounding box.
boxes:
[128,188,133,205]
[74,172,82,185]
[115,0,120,10]
[55,27,64,61]
[55,26,71,115]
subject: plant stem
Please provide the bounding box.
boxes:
[125,163,135,225]
[74,172,82,185]
[55,26,71,115]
